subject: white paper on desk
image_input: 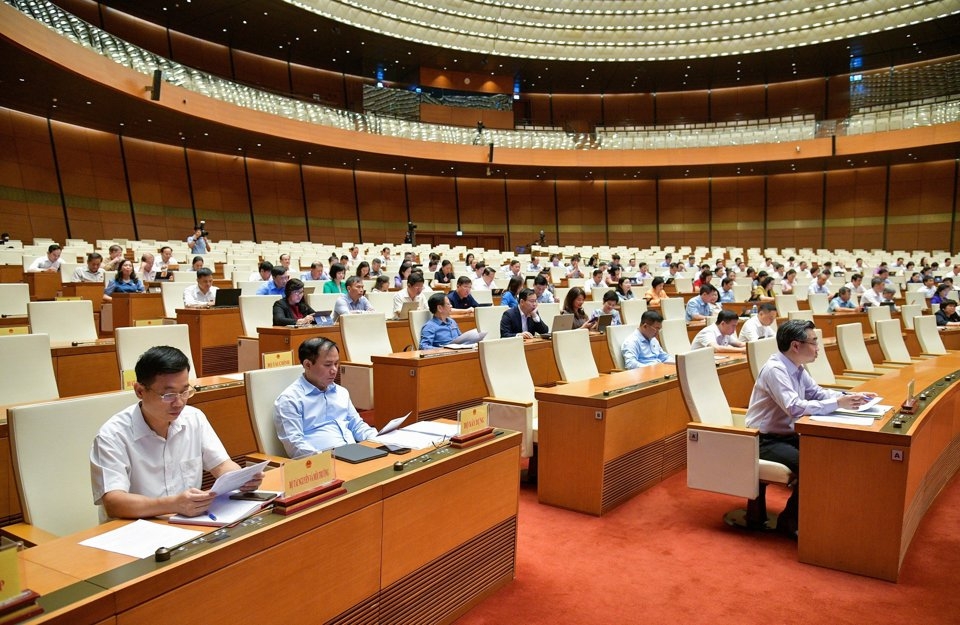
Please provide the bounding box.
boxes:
[371,429,440,450]
[208,459,269,496]
[378,412,412,436]
[447,329,486,345]
[810,415,876,426]
[404,421,459,437]
[79,519,201,559]
[219,373,244,381]
[834,404,892,418]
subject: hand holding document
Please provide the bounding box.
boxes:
[208,460,269,496]
[444,329,487,349]
[834,394,890,418]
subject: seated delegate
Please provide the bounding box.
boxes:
[103,259,145,302]
[273,337,377,458]
[500,288,549,338]
[90,346,262,520]
[273,278,320,327]
[622,311,672,368]
[420,292,462,349]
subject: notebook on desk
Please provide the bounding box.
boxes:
[212,288,241,308]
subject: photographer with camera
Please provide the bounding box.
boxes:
[187,222,211,254]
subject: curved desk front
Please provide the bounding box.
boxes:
[796,352,960,581]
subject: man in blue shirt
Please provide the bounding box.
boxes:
[420,292,462,350]
[621,311,672,368]
[685,284,718,322]
[256,266,289,295]
[273,337,377,458]
[719,277,736,303]
[447,276,481,309]
[332,276,374,322]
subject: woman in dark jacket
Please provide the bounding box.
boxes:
[273,278,317,326]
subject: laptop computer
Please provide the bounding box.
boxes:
[539,313,574,339]
[212,288,241,308]
[395,301,420,320]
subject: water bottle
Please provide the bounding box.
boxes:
[751,304,758,316]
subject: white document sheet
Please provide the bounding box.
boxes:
[810,415,876,427]
[80,519,202,559]
[208,459,269,496]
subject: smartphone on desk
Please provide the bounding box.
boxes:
[229,491,279,502]
[377,444,411,455]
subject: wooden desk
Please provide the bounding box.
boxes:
[61,282,104,314]
[534,357,752,516]
[258,318,439,364]
[796,353,960,581]
[50,340,120,397]
[25,272,62,300]
[176,307,243,376]
[904,325,960,354]
[110,292,164,328]
[16,431,520,625]
[371,333,618,429]
[0,265,22,283]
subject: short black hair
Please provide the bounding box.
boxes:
[939,298,957,311]
[258,260,274,272]
[298,337,338,364]
[48,244,62,253]
[757,302,777,313]
[602,290,619,303]
[407,272,425,286]
[456,275,472,286]
[135,346,190,386]
[196,267,213,279]
[640,310,663,325]
[427,292,448,314]
[777,319,815,352]
[699,284,718,296]
[533,274,549,287]
[519,287,536,302]
[344,275,362,288]
[271,265,287,278]
[716,310,739,325]
[87,252,103,261]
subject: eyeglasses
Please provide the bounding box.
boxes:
[797,339,819,347]
[147,386,197,403]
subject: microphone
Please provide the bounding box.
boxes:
[70,340,101,347]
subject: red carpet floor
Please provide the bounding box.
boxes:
[455,470,960,625]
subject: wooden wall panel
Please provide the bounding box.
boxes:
[232,49,290,94]
[551,94,602,132]
[457,176,507,243]
[185,149,253,242]
[290,64,346,109]
[354,170,406,245]
[522,94,553,126]
[658,178,709,247]
[656,91,709,125]
[605,179,657,248]
[601,94,654,127]
[302,166,358,245]
[406,173,458,237]
[826,75,852,120]
[123,137,193,240]
[768,78,826,119]
[711,86,766,123]
[824,168,886,250]
[505,178,554,251]
[50,122,132,242]
[556,179,605,246]
[887,161,956,253]
[767,172,823,249]
[711,176,765,248]
[0,108,65,243]
[247,158,306,243]
[169,31,232,79]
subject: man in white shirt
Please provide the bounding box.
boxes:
[72,252,105,282]
[528,256,542,272]
[584,269,606,294]
[249,261,273,282]
[151,246,178,281]
[691,310,746,353]
[472,266,497,290]
[738,303,778,342]
[533,274,555,303]
[139,252,156,282]
[502,259,523,280]
[27,244,62,272]
[844,273,865,297]
[860,277,886,308]
[183,268,218,308]
[392,272,429,317]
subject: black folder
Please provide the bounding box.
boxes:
[332,443,388,464]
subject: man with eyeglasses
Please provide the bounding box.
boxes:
[745,320,874,538]
[91,346,262,520]
[273,337,377,458]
